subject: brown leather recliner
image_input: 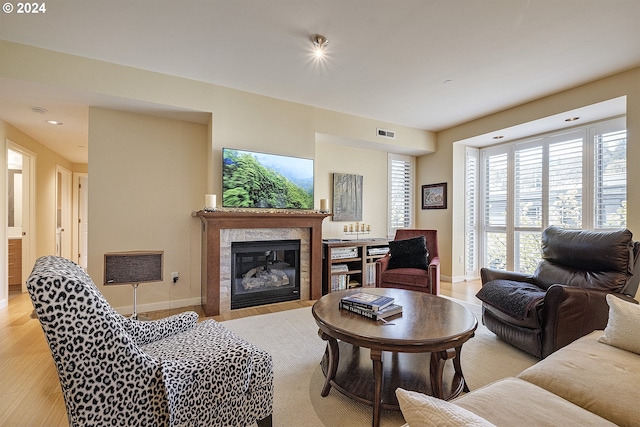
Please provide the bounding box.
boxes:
[477,226,640,359]
[375,229,440,295]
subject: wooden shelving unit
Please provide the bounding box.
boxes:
[322,239,390,294]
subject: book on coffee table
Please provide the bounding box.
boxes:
[339,300,403,320]
[340,292,394,312]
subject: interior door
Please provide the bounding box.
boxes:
[56,166,72,259]
[78,175,88,269]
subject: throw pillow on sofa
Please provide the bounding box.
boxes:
[387,236,429,270]
[395,388,496,427]
[598,294,640,354]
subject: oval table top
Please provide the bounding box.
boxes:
[312,287,478,353]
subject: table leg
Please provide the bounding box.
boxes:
[431,346,469,399]
[370,349,383,427]
[429,348,455,399]
[318,330,339,397]
[453,345,470,393]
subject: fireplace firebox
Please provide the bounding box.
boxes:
[231,239,301,309]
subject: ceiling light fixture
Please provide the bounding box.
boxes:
[493,135,504,140]
[565,117,580,122]
[31,106,48,114]
[312,34,328,59]
[46,120,63,125]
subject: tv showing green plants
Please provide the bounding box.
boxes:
[222,148,314,209]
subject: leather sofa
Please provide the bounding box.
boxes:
[477,226,640,358]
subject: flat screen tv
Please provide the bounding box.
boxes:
[222,148,314,209]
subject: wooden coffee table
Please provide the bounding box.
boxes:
[312,287,477,427]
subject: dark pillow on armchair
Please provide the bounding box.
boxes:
[387,236,429,270]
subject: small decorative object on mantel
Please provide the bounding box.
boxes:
[422,182,447,209]
[320,198,330,213]
[204,194,217,212]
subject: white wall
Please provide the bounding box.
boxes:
[315,140,389,240]
[88,108,208,311]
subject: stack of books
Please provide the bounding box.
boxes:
[331,264,349,291]
[339,292,403,321]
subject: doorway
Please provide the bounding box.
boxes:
[6,142,35,294]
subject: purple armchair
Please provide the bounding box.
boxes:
[375,229,440,295]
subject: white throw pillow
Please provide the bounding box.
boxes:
[395,388,496,427]
[598,293,640,354]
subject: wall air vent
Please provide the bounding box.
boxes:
[377,128,396,139]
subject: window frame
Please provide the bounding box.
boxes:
[387,153,415,238]
[476,117,626,273]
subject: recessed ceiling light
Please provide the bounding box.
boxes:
[565,117,580,122]
[493,135,504,140]
[46,120,63,125]
[31,106,47,114]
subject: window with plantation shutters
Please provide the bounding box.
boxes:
[472,117,626,276]
[594,129,626,229]
[514,143,543,273]
[484,152,508,228]
[548,132,584,229]
[482,151,508,270]
[388,154,414,237]
[465,148,479,276]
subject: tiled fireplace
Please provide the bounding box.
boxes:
[195,210,329,316]
[222,228,309,311]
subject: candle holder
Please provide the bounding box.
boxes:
[319,198,330,214]
[343,222,371,241]
[204,194,217,212]
[343,230,370,241]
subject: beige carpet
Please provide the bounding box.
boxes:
[222,299,538,427]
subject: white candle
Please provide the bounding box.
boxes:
[205,194,216,210]
[320,198,328,211]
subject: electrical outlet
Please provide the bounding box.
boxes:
[171,272,179,283]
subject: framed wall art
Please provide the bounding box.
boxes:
[332,173,363,221]
[422,182,447,209]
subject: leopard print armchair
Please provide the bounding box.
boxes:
[27,256,273,427]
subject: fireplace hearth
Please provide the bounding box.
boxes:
[231,239,301,309]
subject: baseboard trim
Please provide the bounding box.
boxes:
[114,297,202,316]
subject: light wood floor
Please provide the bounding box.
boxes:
[0,280,481,426]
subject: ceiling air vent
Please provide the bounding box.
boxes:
[377,128,396,139]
